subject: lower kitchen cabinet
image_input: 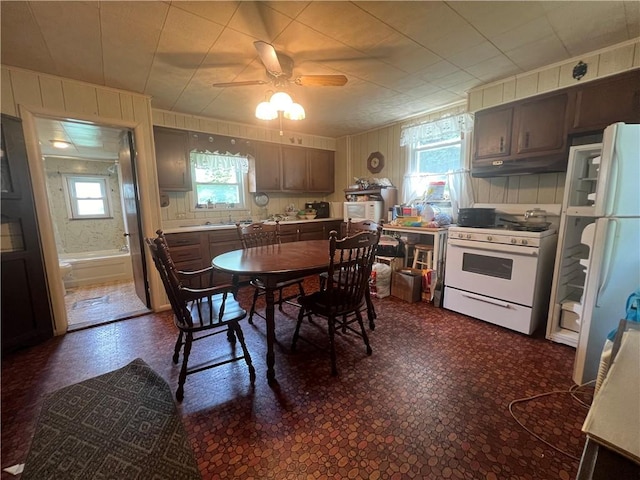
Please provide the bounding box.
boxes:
[162,232,208,287]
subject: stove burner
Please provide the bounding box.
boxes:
[505,224,549,232]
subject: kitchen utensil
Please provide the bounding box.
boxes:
[457,208,496,227]
[499,217,551,231]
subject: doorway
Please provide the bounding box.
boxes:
[34,116,151,330]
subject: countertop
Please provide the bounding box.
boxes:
[162,217,344,234]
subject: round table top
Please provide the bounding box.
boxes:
[212,239,331,276]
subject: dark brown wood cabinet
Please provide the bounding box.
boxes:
[569,69,640,133]
[472,70,640,177]
[473,107,513,162]
[249,142,335,193]
[251,142,281,192]
[153,126,191,191]
[513,93,568,155]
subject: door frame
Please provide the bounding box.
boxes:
[19,105,162,334]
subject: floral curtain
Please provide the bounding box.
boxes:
[190,152,249,173]
[400,113,474,147]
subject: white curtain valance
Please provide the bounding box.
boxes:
[400,113,474,146]
[191,152,249,174]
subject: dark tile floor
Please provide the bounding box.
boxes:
[1,280,591,479]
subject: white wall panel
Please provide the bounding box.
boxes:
[1,68,16,116]
[39,76,65,111]
[61,81,99,116]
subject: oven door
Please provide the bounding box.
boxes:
[445,238,540,306]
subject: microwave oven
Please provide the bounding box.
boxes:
[343,201,384,222]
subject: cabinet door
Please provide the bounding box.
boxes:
[282,146,307,191]
[208,231,243,284]
[153,126,191,191]
[473,107,513,162]
[514,93,568,155]
[571,70,640,133]
[307,149,335,193]
[279,224,298,243]
[253,142,281,192]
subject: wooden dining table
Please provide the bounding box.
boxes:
[212,239,333,385]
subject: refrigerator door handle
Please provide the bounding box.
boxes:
[596,218,618,307]
[605,132,620,217]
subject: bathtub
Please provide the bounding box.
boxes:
[59,250,133,288]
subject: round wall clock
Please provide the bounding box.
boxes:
[367,152,385,174]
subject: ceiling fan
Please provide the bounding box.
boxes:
[212,41,348,88]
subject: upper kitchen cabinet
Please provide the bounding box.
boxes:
[250,142,281,192]
[473,107,513,161]
[569,69,640,133]
[472,92,569,176]
[307,148,335,193]
[153,126,191,191]
[249,143,334,194]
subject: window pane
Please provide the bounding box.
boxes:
[77,199,106,215]
[196,184,240,204]
[74,181,103,198]
[416,129,460,146]
[417,144,461,174]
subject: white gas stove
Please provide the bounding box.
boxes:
[444,204,560,335]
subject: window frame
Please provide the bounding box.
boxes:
[63,174,113,220]
[189,153,247,212]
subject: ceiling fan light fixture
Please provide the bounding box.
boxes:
[269,91,293,111]
[284,103,305,121]
[255,101,277,120]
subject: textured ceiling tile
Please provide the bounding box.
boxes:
[449,1,546,38]
[227,1,292,42]
[490,17,556,53]
[447,42,502,69]
[465,54,521,83]
[504,35,569,72]
[30,1,104,84]
[101,2,169,93]
[171,1,240,26]
[0,2,56,74]
[364,32,441,75]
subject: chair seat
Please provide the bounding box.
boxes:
[298,289,365,318]
[181,294,246,332]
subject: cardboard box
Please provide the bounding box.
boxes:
[375,255,404,271]
[391,268,423,302]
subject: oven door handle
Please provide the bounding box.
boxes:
[448,238,538,256]
[461,291,511,308]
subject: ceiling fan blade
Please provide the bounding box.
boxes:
[294,75,348,87]
[212,80,269,87]
[254,40,283,76]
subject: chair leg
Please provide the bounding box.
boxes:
[277,286,285,312]
[355,310,372,355]
[226,324,237,344]
[248,287,260,324]
[176,331,193,402]
[173,331,184,364]
[365,289,376,330]
[328,314,338,376]
[232,322,256,383]
[291,306,306,352]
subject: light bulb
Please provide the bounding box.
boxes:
[269,91,293,111]
[255,101,277,120]
[284,103,306,120]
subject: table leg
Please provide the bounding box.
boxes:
[265,287,277,385]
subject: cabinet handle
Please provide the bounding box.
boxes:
[525,132,530,148]
[499,136,504,152]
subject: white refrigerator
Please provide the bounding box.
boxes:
[546,122,640,385]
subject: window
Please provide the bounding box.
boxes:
[400,113,473,205]
[64,175,112,219]
[190,153,247,210]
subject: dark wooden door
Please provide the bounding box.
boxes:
[307,149,335,193]
[119,131,150,308]
[1,114,54,352]
[281,146,307,191]
[253,142,281,191]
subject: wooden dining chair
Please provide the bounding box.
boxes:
[319,218,380,330]
[146,230,255,401]
[236,222,305,323]
[292,227,382,375]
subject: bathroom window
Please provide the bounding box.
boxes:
[190,153,247,210]
[63,175,113,219]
